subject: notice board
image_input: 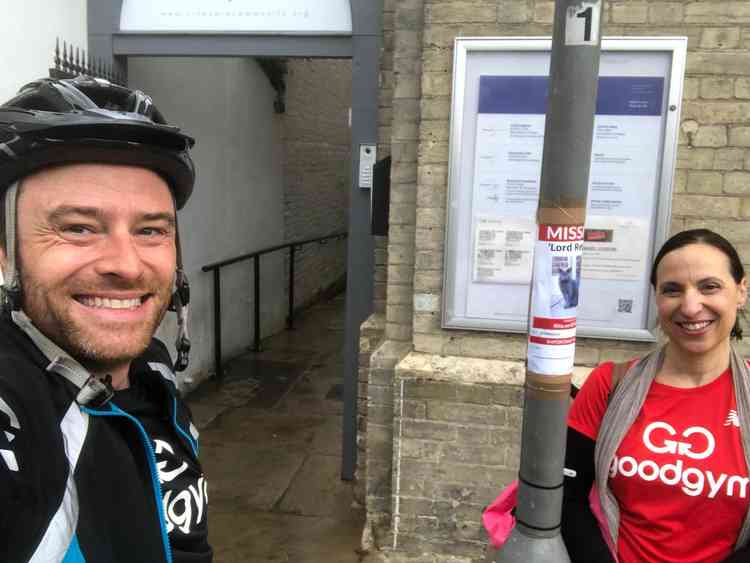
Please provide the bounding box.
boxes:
[442,38,687,341]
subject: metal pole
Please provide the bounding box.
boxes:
[213,268,222,381]
[341,23,380,480]
[288,245,296,329]
[253,255,262,352]
[493,1,603,561]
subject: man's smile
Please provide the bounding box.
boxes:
[74,294,150,310]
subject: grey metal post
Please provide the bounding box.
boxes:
[87,0,128,81]
[341,38,379,481]
[493,1,603,561]
[341,0,383,481]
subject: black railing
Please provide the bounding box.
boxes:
[201,232,348,380]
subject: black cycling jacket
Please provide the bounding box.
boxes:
[0,317,211,563]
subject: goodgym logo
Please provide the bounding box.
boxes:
[643,421,715,460]
[609,421,748,499]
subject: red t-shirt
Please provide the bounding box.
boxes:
[569,362,749,563]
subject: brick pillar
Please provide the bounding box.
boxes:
[386,0,425,344]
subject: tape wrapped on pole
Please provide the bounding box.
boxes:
[537,207,586,226]
[526,373,571,400]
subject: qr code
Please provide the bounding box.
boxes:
[618,299,633,313]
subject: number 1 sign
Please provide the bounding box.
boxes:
[565,1,601,46]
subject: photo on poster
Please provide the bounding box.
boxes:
[551,255,581,312]
[529,226,584,321]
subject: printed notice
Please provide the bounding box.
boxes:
[578,287,640,325]
[473,76,547,219]
[473,218,535,284]
[581,216,649,281]
[528,225,585,376]
[460,74,665,332]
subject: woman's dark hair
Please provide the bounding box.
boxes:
[650,228,746,339]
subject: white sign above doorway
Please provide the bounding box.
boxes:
[120,0,353,35]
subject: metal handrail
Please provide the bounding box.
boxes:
[201,231,348,380]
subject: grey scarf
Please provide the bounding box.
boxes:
[594,344,750,552]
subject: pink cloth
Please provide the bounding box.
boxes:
[482,480,617,560]
[482,480,518,548]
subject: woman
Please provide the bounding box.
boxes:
[562,229,750,563]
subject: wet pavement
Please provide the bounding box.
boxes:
[187,294,365,562]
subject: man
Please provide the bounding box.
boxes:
[0,76,211,562]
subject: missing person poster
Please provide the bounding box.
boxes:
[527,225,584,375]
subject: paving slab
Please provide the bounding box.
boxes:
[189,294,362,562]
[274,368,346,416]
[248,347,320,366]
[262,319,344,356]
[189,400,231,431]
[201,442,305,510]
[309,415,344,456]
[200,410,327,447]
[210,508,364,563]
[276,387,345,417]
[278,454,358,520]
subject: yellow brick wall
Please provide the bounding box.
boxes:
[380,0,750,367]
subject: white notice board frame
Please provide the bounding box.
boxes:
[442,37,687,341]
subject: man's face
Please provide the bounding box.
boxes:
[8,163,176,373]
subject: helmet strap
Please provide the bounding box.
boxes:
[2,182,22,312]
[170,206,191,372]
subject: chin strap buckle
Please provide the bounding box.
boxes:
[168,271,190,312]
[77,374,115,408]
[175,334,191,372]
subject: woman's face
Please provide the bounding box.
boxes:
[655,243,747,359]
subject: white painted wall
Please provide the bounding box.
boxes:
[128,57,287,387]
[283,59,351,309]
[0,0,88,103]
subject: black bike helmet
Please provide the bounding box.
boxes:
[0,75,195,208]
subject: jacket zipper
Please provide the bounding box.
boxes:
[82,404,173,563]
